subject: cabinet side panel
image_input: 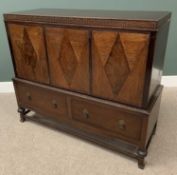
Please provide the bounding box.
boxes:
[146,88,162,145]
[148,21,170,101]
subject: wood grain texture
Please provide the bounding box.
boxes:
[8,23,49,84]
[46,27,89,93]
[92,31,150,107]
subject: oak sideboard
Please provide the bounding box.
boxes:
[4,9,171,169]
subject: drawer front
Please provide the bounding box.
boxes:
[45,27,90,94]
[14,81,67,118]
[92,31,150,107]
[71,99,142,140]
[8,23,49,84]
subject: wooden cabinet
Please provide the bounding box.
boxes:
[4,9,171,169]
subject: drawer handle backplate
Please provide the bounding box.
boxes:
[118,120,126,130]
[26,92,32,100]
[83,109,89,119]
[52,100,58,108]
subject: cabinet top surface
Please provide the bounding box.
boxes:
[4,9,171,31]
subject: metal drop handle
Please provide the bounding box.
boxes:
[83,108,89,119]
[26,92,32,100]
[52,100,58,108]
[118,120,126,130]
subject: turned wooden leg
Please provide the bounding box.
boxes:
[138,158,145,169]
[18,107,26,122]
[137,149,147,169]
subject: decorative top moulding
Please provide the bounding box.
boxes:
[3,9,171,31]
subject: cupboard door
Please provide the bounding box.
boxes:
[46,28,89,93]
[8,24,49,84]
[92,31,150,107]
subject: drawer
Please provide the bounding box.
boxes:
[14,81,68,118]
[71,99,143,140]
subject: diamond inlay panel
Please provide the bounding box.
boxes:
[104,35,130,94]
[92,30,149,107]
[120,33,149,71]
[18,28,38,70]
[8,24,49,83]
[59,32,78,86]
[46,28,89,93]
[93,31,117,66]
